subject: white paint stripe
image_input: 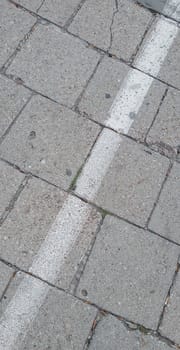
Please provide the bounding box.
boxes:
[0,276,48,350]
[164,0,180,20]
[0,197,91,349]
[134,17,178,76]
[29,196,91,281]
[107,17,178,133]
[75,129,121,200]
[106,69,153,133]
[0,13,179,350]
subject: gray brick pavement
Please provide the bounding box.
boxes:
[38,0,83,26]
[91,137,169,226]
[0,262,14,299]
[0,272,96,349]
[0,177,101,290]
[157,32,180,89]
[79,57,166,142]
[6,24,100,106]
[0,161,24,218]
[0,75,31,138]
[13,0,42,12]
[159,270,180,344]
[147,88,180,156]
[0,0,179,348]
[0,0,36,68]
[149,162,180,244]
[88,315,173,350]
[69,0,152,61]
[0,95,100,189]
[76,215,179,329]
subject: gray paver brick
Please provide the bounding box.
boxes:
[13,0,42,11]
[0,95,100,189]
[38,0,82,26]
[77,216,179,329]
[160,271,180,345]
[158,31,180,89]
[0,178,101,290]
[0,177,67,270]
[69,0,152,61]
[79,57,166,141]
[149,162,180,244]
[0,75,30,138]
[147,88,180,155]
[0,161,24,217]
[0,272,96,349]
[79,56,129,123]
[0,262,14,299]
[94,136,169,226]
[89,315,172,350]
[7,24,100,106]
[0,0,36,67]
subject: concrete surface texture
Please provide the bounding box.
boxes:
[0,0,179,349]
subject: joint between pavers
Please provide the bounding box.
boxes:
[0,269,17,304]
[73,55,104,110]
[107,0,119,53]
[0,251,180,349]
[83,311,103,350]
[144,87,169,142]
[0,174,30,226]
[0,19,38,74]
[63,0,88,30]
[0,156,179,249]
[69,215,105,296]
[36,0,45,13]
[2,66,178,163]
[145,160,173,228]
[69,126,103,191]
[72,191,180,248]
[0,93,33,146]
[131,14,156,64]
[75,295,180,349]
[157,258,180,332]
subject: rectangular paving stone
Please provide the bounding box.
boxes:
[0,262,14,299]
[7,24,100,106]
[160,271,180,345]
[149,162,180,244]
[77,215,179,329]
[0,0,36,67]
[89,315,173,350]
[0,75,30,138]
[0,272,96,349]
[69,0,152,61]
[0,177,101,290]
[147,88,180,156]
[38,0,82,26]
[0,160,24,218]
[92,136,169,226]
[0,95,100,189]
[79,57,166,141]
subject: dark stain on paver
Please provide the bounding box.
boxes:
[28,130,36,139]
[81,289,88,296]
[105,93,111,99]
[66,168,72,176]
